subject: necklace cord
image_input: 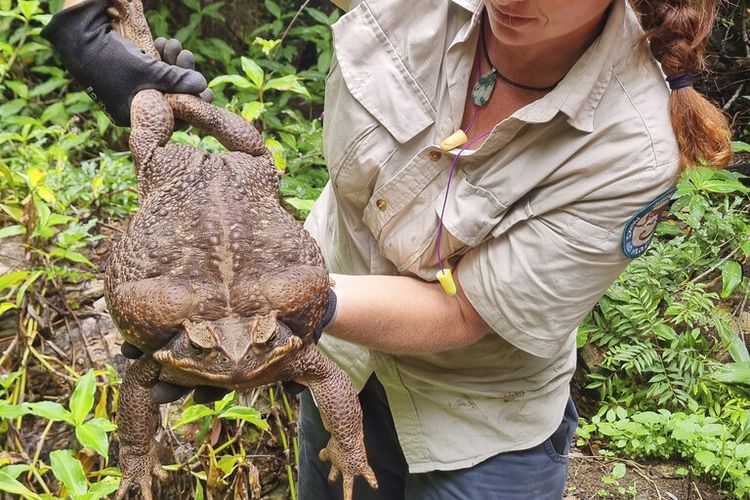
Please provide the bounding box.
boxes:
[479,13,562,93]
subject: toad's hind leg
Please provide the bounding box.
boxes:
[165,94,268,158]
[286,346,378,500]
[114,356,168,500]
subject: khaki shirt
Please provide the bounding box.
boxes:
[304,0,679,472]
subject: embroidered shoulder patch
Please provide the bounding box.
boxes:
[621,188,676,258]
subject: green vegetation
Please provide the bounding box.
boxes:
[1,0,749,498]
[577,161,750,497]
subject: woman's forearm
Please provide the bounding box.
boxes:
[325,272,491,354]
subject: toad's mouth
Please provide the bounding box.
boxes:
[153,335,303,388]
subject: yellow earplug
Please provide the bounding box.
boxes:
[436,268,457,296]
[439,129,468,151]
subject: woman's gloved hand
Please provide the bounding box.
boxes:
[40,0,208,126]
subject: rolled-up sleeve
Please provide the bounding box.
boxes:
[458,211,634,358]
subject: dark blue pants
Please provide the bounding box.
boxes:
[298,376,577,500]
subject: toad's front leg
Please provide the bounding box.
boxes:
[286,345,377,500]
[115,356,168,500]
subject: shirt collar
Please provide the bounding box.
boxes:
[514,0,638,133]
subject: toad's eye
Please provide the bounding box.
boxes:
[189,341,204,356]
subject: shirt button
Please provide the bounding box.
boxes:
[376,199,387,211]
[429,151,442,161]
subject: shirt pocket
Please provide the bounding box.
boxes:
[378,171,509,278]
[325,1,436,207]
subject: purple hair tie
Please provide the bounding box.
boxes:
[666,73,695,90]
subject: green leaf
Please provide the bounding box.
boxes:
[720,260,743,298]
[241,101,264,122]
[70,370,96,425]
[264,0,281,17]
[26,401,75,425]
[172,404,215,429]
[736,443,750,458]
[218,406,269,430]
[611,463,627,479]
[0,401,29,419]
[208,74,253,89]
[284,197,316,212]
[266,138,286,171]
[75,420,111,459]
[731,141,750,153]
[0,225,26,239]
[241,57,264,89]
[50,450,88,498]
[18,0,39,19]
[213,391,236,414]
[49,248,94,266]
[264,75,310,97]
[713,361,750,385]
[85,476,120,500]
[0,470,41,500]
[0,271,29,292]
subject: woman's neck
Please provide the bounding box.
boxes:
[484,7,610,90]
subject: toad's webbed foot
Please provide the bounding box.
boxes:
[319,435,378,500]
[114,443,168,500]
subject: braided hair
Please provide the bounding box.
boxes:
[630,0,732,171]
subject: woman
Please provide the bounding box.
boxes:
[297,1,731,499]
[42,0,731,498]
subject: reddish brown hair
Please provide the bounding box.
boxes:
[630,0,732,171]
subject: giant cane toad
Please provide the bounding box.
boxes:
[103,2,377,499]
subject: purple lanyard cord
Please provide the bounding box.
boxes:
[435,105,491,272]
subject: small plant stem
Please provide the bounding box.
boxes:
[690,246,741,284]
[27,419,53,482]
[30,467,51,495]
[273,0,311,60]
[0,19,29,86]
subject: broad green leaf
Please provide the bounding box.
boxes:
[0,401,29,419]
[36,185,57,205]
[0,465,29,479]
[49,248,94,266]
[213,391,236,414]
[284,197,315,213]
[219,406,269,430]
[26,401,75,425]
[720,260,742,298]
[15,270,43,306]
[0,271,28,292]
[26,166,45,188]
[19,0,39,19]
[85,476,120,500]
[195,476,205,500]
[50,450,88,498]
[92,175,104,198]
[713,361,750,385]
[208,74,253,89]
[241,57,264,89]
[264,75,310,97]
[0,470,41,500]
[611,463,626,479]
[0,225,26,239]
[266,138,286,171]
[216,455,239,477]
[0,302,16,316]
[731,141,750,153]
[70,370,97,425]
[0,204,23,222]
[241,101,264,122]
[172,404,214,429]
[264,0,281,17]
[736,443,750,458]
[76,419,111,459]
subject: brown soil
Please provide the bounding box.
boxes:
[565,449,728,500]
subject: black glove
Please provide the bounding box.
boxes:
[40,0,207,126]
[120,342,228,404]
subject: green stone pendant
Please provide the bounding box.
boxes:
[471,68,497,106]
